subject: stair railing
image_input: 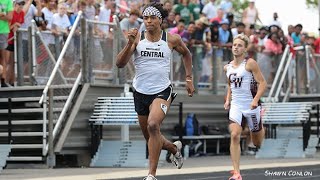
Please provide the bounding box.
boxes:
[39,12,83,156]
[266,45,290,102]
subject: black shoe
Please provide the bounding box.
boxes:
[1,82,12,87]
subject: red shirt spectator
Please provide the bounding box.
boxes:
[314,37,320,54]
[8,3,25,45]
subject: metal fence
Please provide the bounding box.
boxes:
[12,11,320,156]
[14,20,320,98]
[309,52,320,94]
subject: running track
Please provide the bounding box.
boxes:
[114,165,320,180]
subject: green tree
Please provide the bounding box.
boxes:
[306,0,318,8]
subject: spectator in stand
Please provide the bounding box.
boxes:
[191,17,210,83]
[291,24,303,46]
[118,0,129,17]
[94,3,101,22]
[174,12,181,25]
[286,25,294,46]
[51,3,71,75]
[268,12,281,29]
[210,8,224,23]
[19,0,42,76]
[119,9,140,37]
[97,0,113,37]
[69,0,87,23]
[5,0,26,86]
[181,22,196,48]
[306,33,316,51]
[296,32,309,93]
[65,0,76,13]
[256,27,269,81]
[210,21,219,47]
[261,32,283,83]
[189,0,200,22]
[22,0,42,29]
[42,0,57,30]
[129,1,139,10]
[174,0,192,25]
[51,3,70,37]
[170,20,192,82]
[216,19,232,82]
[245,24,255,38]
[163,0,173,13]
[247,29,259,59]
[219,0,233,18]
[314,35,320,54]
[269,24,280,34]
[86,0,96,20]
[193,16,210,45]
[169,20,186,37]
[66,0,86,78]
[242,0,261,28]
[265,32,283,55]
[202,0,217,20]
[257,26,268,53]
[110,1,116,22]
[165,11,176,30]
[231,22,245,38]
[0,0,13,87]
[39,0,57,63]
[226,12,235,29]
[278,28,288,51]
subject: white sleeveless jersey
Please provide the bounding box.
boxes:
[133,31,172,94]
[226,60,259,108]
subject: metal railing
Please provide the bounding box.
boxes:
[170,45,232,94]
[12,11,320,159]
[266,44,320,102]
[267,45,290,102]
[39,11,83,156]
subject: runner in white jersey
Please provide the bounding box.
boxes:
[116,2,195,180]
[224,34,267,180]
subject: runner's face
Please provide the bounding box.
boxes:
[143,15,161,31]
[232,38,246,57]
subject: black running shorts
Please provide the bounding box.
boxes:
[133,85,175,116]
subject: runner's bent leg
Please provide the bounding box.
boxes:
[138,115,177,154]
[251,127,265,148]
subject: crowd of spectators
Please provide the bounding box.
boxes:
[0,0,319,89]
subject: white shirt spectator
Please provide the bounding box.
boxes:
[21,4,38,40]
[98,6,111,34]
[258,36,268,46]
[219,0,232,13]
[202,1,217,19]
[52,13,71,32]
[268,20,282,28]
[22,4,38,29]
[120,18,140,33]
[231,28,241,38]
[85,5,96,20]
[42,7,54,29]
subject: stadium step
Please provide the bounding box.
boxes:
[0,132,47,137]
[7,156,43,161]
[0,119,57,125]
[0,96,68,103]
[0,108,63,114]
[90,140,148,167]
[0,89,68,164]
